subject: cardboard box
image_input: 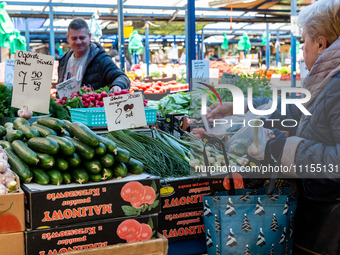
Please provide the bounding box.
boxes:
[158,208,205,242]
[0,189,25,234]
[25,214,158,255]
[0,231,25,255]
[22,173,160,229]
[62,234,168,255]
[160,176,226,213]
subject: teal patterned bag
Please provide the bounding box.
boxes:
[203,187,297,255]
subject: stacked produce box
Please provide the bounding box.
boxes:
[0,146,25,255]
[0,117,161,255]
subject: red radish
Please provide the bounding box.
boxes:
[101,91,108,98]
[109,93,114,97]
[89,92,95,96]
[114,91,121,95]
[89,96,96,102]
[99,101,104,107]
[62,97,67,101]
[87,87,92,92]
[82,94,89,99]
[96,94,102,101]
[84,103,89,107]
[85,98,90,103]
[120,90,129,94]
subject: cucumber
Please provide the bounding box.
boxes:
[61,129,71,137]
[62,172,72,184]
[83,159,102,174]
[4,122,13,129]
[99,136,117,155]
[6,129,24,142]
[15,124,40,139]
[113,163,128,178]
[62,120,74,136]
[4,148,33,183]
[47,169,63,185]
[36,152,55,169]
[13,117,29,129]
[32,168,50,185]
[71,168,89,184]
[70,122,100,147]
[0,125,6,138]
[66,152,81,167]
[0,140,12,149]
[101,167,113,180]
[115,147,131,164]
[47,135,75,156]
[126,158,144,174]
[95,142,106,156]
[31,123,57,137]
[100,154,115,168]
[56,158,69,171]
[37,117,65,133]
[12,140,39,165]
[90,174,102,182]
[28,137,60,155]
[64,137,95,160]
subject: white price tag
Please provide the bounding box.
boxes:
[103,91,146,131]
[291,16,299,36]
[4,59,15,87]
[11,51,54,114]
[56,77,79,99]
[192,60,210,90]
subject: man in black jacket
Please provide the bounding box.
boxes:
[58,18,130,93]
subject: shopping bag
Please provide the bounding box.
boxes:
[201,135,297,255]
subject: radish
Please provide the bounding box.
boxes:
[120,90,129,94]
[99,101,104,107]
[114,91,121,95]
[89,96,96,102]
[109,93,114,97]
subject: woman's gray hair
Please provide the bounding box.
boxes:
[298,0,340,45]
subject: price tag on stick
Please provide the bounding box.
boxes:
[103,91,147,131]
[11,51,54,114]
[56,77,79,99]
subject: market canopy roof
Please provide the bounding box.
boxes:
[4,0,310,23]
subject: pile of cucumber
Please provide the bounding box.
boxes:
[0,117,144,185]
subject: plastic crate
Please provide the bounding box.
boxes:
[69,107,157,127]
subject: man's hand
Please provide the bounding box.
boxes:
[264,129,287,164]
[206,102,233,120]
[110,85,122,93]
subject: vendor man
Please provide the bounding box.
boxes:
[58,18,130,93]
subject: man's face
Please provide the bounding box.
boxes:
[66,28,91,58]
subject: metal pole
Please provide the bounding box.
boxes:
[291,0,297,94]
[25,18,30,51]
[266,23,270,69]
[185,5,189,81]
[201,29,204,60]
[49,3,55,57]
[187,0,196,90]
[276,31,280,66]
[196,35,200,60]
[117,0,125,72]
[145,21,150,76]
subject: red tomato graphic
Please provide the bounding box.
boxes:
[138,223,153,241]
[117,219,142,241]
[120,181,145,203]
[223,173,244,190]
[142,186,156,205]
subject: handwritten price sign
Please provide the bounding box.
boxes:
[56,77,79,99]
[192,60,209,90]
[11,51,54,114]
[103,91,147,131]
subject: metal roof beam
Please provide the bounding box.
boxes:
[5,1,291,13]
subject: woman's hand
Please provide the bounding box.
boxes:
[206,102,233,120]
[110,85,122,93]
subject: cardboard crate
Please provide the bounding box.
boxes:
[22,173,160,229]
[0,189,25,234]
[160,176,226,213]
[0,231,25,255]
[63,234,168,255]
[158,207,205,242]
[25,214,158,255]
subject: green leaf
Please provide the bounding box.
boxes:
[148,217,154,229]
[150,199,159,209]
[151,180,157,192]
[121,205,139,216]
[152,230,156,238]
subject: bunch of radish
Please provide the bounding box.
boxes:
[0,146,18,194]
[56,85,130,108]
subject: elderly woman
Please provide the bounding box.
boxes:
[207,0,340,254]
